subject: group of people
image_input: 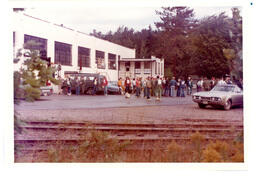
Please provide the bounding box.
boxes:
[60,75,108,96]
[117,76,193,100]
[59,74,242,99]
[196,75,243,92]
[117,74,243,101]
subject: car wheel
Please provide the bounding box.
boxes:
[223,99,232,110]
[198,103,206,109]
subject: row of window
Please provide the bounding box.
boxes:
[134,62,151,69]
[23,34,119,70]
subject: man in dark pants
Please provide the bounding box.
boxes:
[146,77,152,100]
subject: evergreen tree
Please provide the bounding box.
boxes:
[190,13,232,78]
[15,41,60,102]
[154,7,197,77]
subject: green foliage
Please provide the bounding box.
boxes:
[23,86,41,102]
[154,7,197,77]
[190,13,232,78]
[14,71,23,104]
[89,6,242,78]
[164,67,173,78]
[16,44,60,101]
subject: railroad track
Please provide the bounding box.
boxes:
[15,118,243,152]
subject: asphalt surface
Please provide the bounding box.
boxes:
[15,93,194,110]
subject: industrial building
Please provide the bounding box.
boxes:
[12,12,164,93]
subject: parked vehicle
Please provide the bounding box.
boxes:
[192,84,243,110]
[40,86,53,96]
[107,81,122,94]
[64,73,105,95]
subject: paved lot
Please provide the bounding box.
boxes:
[15,94,194,110]
[15,94,243,124]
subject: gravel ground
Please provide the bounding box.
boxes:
[15,94,243,124]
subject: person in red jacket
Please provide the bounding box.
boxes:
[124,77,131,93]
[102,76,108,96]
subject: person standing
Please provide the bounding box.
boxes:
[132,78,136,94]
[164,77,169,96]
[67,77,71,96]
[197,77,203,92]
[75,76,80,95]
[176,78,181,97]
[152,77,157,97]
[93,77,98,95]
[142,78,147,98]
[210,77,216,90]
[61,77,68,95]
[203,77,211,91]
[186,76,193,95]
[180,78,186,97]
[125,77,131,93]
[135,77,141,97]
[146,77,152,100]
[80,76,86,95]
[102,76,108,96]
[169,77,176,97]
[117,78,123,95]
[156,76,162,100]
[162,77,166,96]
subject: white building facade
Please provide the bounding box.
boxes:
[119,57,164,80]
[12,12,136,83]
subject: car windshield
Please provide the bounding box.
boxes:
[212,85,235,92]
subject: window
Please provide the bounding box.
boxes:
[158,63,160,75]
[78,46,90,67]
[144,62,150,69]
[24,34,47,55]
[55,41,72,65]
[155,62,157,74]
[118,55,121,70]
[108,53,116,70]
[125,62,130,67]
[95,50,105,69]
[135,62,141,69]
[144,62,151,74]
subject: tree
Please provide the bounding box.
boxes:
[90,26,156,58]
[223,8,243,79]
[190,13,232,78]
[154,7,197,78]
[15,41,60,101]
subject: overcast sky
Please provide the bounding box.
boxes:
[12,0,241,34]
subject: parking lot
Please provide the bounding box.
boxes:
[15,94,243,124]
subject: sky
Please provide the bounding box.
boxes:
[10,0,241,34]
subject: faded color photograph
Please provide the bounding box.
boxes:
[12,1,243,163]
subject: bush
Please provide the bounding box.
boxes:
[166,140,182,162]
[24,86,41,102]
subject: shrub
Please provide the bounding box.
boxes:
[190,131,205,162]
[166,140,182,162]
[202,147,222,162]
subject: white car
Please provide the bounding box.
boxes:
[40,86,53,96]
[192,84,243,110]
